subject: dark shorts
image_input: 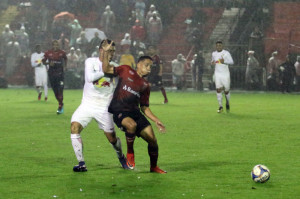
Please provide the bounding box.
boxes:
[148,75,162,87]
[112,111,151,137]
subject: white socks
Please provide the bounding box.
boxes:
[71,134,84,162]
[111,137,123,159]
[44,85,48,98]
[217,92,223,107]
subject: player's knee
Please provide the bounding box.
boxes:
[71,122,82,134]
[126,122,137,134]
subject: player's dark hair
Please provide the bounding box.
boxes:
[138,55,153,63]
[99,39,115,49]
[216,40,223,44]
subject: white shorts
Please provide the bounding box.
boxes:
[215,73,230,91]
[71,102,115,133]
[35,70,48,86]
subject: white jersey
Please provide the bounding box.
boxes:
[81,57,118,107]
[31,52,48,86]
[211,49,234,75]
[211,49,233,90]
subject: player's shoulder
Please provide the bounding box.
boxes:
[119,64,132,70]
[85,57,100,66]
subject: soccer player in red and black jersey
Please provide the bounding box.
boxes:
[147,45,168,104]
[102,42,167,173]
[42,40,67,114]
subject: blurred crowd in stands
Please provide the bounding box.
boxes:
[0,0,299,92]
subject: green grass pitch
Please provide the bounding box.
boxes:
[0,89,299,199]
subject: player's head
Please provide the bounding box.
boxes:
[216,40,223,52]
[35,44,41,53]
[99,39,116,62]
[52,40,60,51]
[136,56,153,77]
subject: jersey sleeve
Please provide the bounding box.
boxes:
[85,58,104,83]
[140,84,150,107]
[224,51,234,65]
[31,54,38,67]
[42,51,48,64]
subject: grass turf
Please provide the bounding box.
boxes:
[0,89,299,199]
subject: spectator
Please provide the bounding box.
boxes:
[76,48,87,70]
[100,5,116,38]
[135,8,145,27]
[172,53,186,90]
[120,33,131,53]
[267,51,280,91]
[245,50,260,90]
[130,20,146,42]
[39,4,49,31]
[75,31,89,55]
[1,24,14,56]
[128,10,137,28]
[33,26,47,50]
[91,45,99,57]
[58,33,70,52]
[69,19,82,48]
[194,50,205,91]
[66,47,79,72]
[130,39,146,61]
[16,26,29,57]
[119,48,136,69]
[5,35,21,77]
[279,55,296,93]
[88,32,102,56]
[249,26,265,66]
[146,4,161,26]
[294,56,300,91]
[147,11,163,45]
[135,0,146,17]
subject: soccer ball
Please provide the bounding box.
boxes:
[251,164,270,183]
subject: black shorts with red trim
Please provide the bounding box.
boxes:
[112,111,151,137]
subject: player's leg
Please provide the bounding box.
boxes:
[224,76,231,112]
[70,104,93,172]
[157,76,168,104]
[139,126,167,174]
[44,83,48,101]
[36,86,42,100]
[56,74,64,114]
[215,74,223,113]
[43,76,48,101]
[100,110,133,169]
[70,122,87,172]
[104,131,133,169]
[121,117,137,168]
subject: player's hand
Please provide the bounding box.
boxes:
[219,58,224,64]
[155,121,166,133]
[49,61,54,66]
[102,39,114,52]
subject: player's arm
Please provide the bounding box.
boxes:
[42,52,48,65]
[141,106,166,133]
[31,54,39,67]
[223,51,234,65]
[211,53,216,66]
[85,59,105,83]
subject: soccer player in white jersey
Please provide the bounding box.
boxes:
[211,40,234,113]
[70,40,132,172]
[31,44,48,101]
